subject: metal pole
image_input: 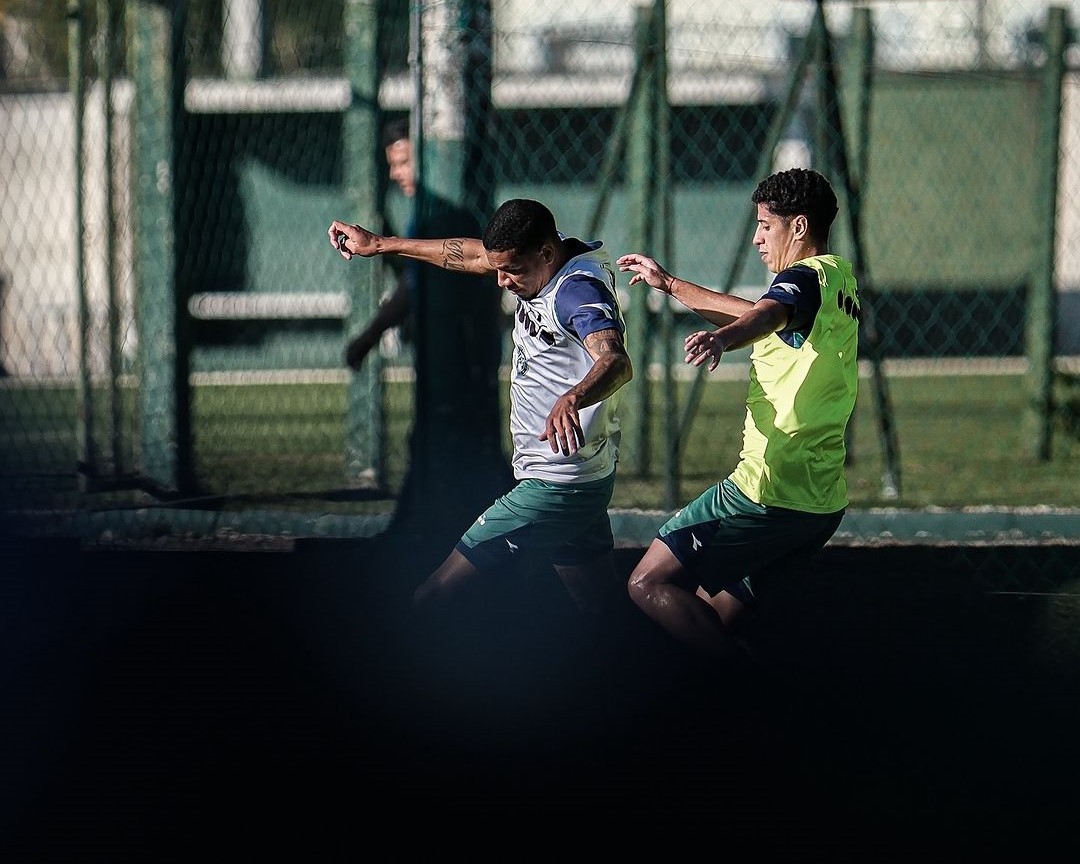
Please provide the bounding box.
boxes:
[69,0,97,489]
[342,0,385,489]
[625,4,656,478]
[1023,5,1067,460]
[652,0,679,510]
[100,0,124,476]
[587,53,646,239]
[814,0,901,499]
[130,0,190,493]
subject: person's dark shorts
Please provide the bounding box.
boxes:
[659,478,844,605]
[457,474,616,570]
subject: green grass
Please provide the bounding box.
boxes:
[1,372,1077,516]
[615,372,1079,511]
[830,373,1076,509]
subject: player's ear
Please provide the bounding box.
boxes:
[792,214,809,240]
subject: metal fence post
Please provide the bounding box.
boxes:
[129,0,193,493]
[69,0,96,489]
[1024,5,1067,460]
[343,0,385,489]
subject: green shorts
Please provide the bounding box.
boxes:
[457,474,616,570]
[659,477,844,605]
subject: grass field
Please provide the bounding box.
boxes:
[618,369,1080,511]
[2,368,1077,517]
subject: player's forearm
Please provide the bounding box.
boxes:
[565,346,633,410]
[714,299,790,351]
[378,235,491,275]
[670,278,752,327]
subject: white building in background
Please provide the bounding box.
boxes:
[0,86,137,379]
[497,0,1080,73]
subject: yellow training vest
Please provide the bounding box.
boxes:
[727,254,860,513]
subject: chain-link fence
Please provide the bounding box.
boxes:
[1,1,1078,581]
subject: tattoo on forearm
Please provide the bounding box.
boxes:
[593,336,623,355]
[442,238,467,271]
[586,329,626,357]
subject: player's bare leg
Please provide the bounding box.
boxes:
[412,548,481,610]
[554,552,625,619]
[627,539,744,661]
[695,585,746,628]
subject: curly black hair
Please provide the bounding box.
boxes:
[751,168,838,241]
[482,198,558,254]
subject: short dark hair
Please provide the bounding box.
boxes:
[382,117,410,149]
[751,168,838,242]
[482,199,558,254]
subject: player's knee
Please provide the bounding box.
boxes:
[626,568,652,608]
[627,551,685,610]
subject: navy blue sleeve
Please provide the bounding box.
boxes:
[554,275,624,341]
[762,264,821,333]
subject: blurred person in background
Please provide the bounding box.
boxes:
[339,118,511,544]
[344,117,417,370]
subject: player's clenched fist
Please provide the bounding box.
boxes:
[328,220,381,260]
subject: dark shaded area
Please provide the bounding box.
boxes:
[181,111,348,297]
[492,103,771,184]
[1,538,1078,856]
[870,285,1028,357]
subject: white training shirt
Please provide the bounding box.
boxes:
[507,238,626,483]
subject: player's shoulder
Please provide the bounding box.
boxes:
[558,270,615,309]
[772,263,820,291]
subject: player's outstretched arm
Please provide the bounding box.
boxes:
[617,252,751,327]
[684,297,791,370]
[329,220,491,275]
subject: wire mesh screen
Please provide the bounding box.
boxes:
[1,1,1078,584]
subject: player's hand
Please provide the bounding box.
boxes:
[616,252,674,295]
[328,220,380,260]
[684,329,725,371]
[540,394,585,456]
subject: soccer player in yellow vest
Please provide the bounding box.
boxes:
[617,167,859,663]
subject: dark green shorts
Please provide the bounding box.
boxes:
[457,474,616,570]
[659,478,844,604]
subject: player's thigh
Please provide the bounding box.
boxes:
[413,548,483,606]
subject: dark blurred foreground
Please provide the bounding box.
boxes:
[2,535,1078,856]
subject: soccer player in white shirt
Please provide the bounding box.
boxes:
[330,198,633,617]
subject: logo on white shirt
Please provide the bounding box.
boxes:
[581,302,615,320]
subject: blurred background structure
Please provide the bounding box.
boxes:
[1,1,1078,576]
